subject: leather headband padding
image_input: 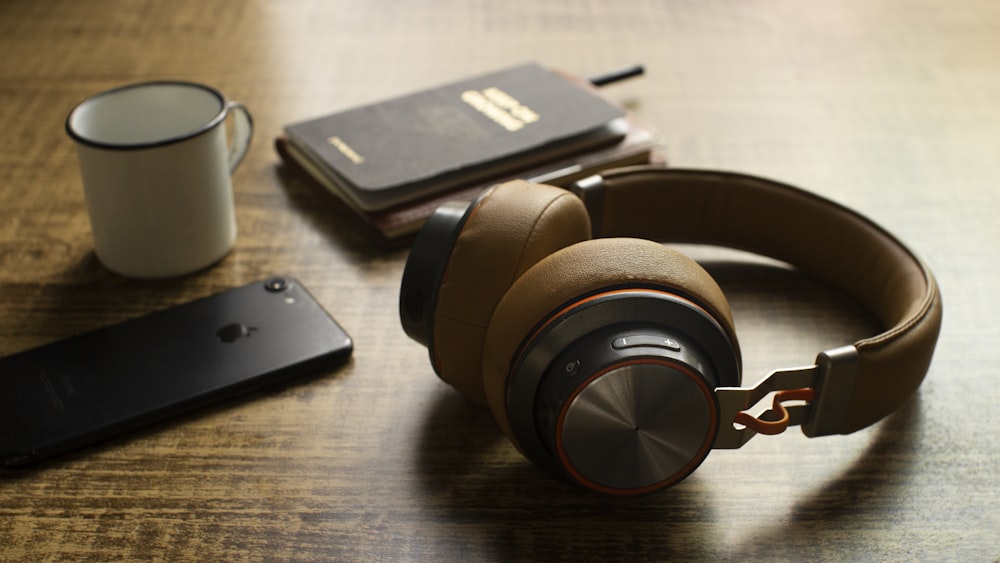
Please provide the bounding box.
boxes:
[595,167,943,433]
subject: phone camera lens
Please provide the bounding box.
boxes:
[264,277,289,292]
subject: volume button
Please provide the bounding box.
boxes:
[611,336,681,352]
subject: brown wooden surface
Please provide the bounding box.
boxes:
[1,1,998,560]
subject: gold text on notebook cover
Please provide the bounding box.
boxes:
[461,87,539,132]
[326,136,365,164]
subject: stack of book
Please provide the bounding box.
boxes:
[275,62,663,247]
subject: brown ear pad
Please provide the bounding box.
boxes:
[481,237,739,448]
[432,180,591,406]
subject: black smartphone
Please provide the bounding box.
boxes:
[0,276,352,466]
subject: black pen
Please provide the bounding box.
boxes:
[588,64,645,87]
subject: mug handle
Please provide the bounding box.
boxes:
[226,101,253,173]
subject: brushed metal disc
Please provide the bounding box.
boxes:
[559,363,714,491]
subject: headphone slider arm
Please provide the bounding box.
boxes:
[570,174,606,236]
[714,366,818,449]
[801,345,861,437]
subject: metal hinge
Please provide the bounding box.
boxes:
[714,345,860,449]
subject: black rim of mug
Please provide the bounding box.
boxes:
[65,80,228,150]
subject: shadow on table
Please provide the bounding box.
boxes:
[414,382,921,560]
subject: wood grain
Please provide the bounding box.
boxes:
[1,0,998,560]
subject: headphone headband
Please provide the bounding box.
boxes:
[571,167,942,437]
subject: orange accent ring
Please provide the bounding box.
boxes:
[536,289,713,345]
[512,288,717,376]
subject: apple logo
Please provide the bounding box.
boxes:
[216,322,257,343]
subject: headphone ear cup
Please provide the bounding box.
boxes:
[482,237,739,447]
[432,180,591,406]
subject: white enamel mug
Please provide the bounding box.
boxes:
[66,81,253,278]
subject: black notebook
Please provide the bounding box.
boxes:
[283,62,627,212]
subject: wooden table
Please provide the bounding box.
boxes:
[1,1,997,560]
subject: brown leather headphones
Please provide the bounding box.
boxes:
[399,166,942,495]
